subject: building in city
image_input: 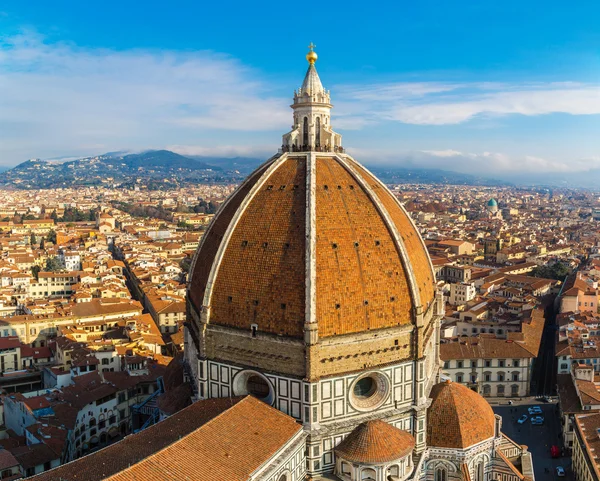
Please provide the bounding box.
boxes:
[449,282,477,306]
[573,412,600,481]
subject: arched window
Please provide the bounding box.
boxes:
[277,474,288,481]
[303,117,309,147]
[361,468,376,481]
[475,461,484,481]
[497,384,505,396]
[511,384,519,396]
[388,464,400,476]
[435,467,447,481]
[315,117,321,147]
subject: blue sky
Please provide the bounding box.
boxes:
[1,0,599,177]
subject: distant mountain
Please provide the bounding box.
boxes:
[0,150,511,190]
[0,150,236,190]
[186,155,264,174]
[120,150,220,171]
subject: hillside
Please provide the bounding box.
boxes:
[0,150,509,189]
[0,150,235,189]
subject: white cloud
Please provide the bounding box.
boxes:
[338,81,600,125]
[347,147,600,175]
[1,30,598,172]
[166,144,274,158]
[0,31,289,165]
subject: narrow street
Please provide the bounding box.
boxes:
[531,297,558,396]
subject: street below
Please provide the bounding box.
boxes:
[493,399,571,480]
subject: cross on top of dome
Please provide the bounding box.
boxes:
[306,42,318,64]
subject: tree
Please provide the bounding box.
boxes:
[180,257,192,274]
[46,229,57,244]
[31,265,41,280]
[531,262,571,281]
[50,211,59,222]
[30,233,36,245]
[40,238,45,250]
[45,257,63,272]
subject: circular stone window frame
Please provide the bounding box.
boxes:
[232,369,275,405]
[348,371,391,412]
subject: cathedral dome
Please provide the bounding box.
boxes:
[335,420,415,463]
[427,380,496,449]
[186,47,440,383]
[188,154,435,339]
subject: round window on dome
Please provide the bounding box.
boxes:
[349,372,390,411]
[247,375,270,400]
[232,370,274,405]
[353,377,376,399]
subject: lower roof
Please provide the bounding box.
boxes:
[31,395,301,481]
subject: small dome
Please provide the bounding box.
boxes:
[487,198,498,207]
[335,420,415,464]
[427,380,496,449]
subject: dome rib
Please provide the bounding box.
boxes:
[188,156,278,312]
[351,162,436,309]
[427,380,496,449]
[335,420,415,464]
[336,155,422,310]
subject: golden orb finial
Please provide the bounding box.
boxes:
[306,42,318,65]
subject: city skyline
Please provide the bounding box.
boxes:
[1,0,599,179]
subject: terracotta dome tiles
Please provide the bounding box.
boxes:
[208,157,307,338]
[315,157,413,337]
[351,161,435,310]
[188,160,274,311]
[335,420,415,463]
[427,380,496,449]
[188,153,437,340]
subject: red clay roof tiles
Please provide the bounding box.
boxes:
[427,380,496,449]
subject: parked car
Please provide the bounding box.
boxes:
[556,466,565,477]
[517,415,528,424]
[528,406,542,415]
[531,416,544,425]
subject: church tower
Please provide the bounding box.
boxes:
[186,45,444,478]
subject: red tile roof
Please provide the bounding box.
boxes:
[106,396,302,481]
[29,396,300,481]
[0,336,21,350]
[427,380,496,449]
[335,420,414,463]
